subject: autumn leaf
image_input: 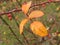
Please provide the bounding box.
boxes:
[29,10,44,19]
[22,1,32,14]
[30,21,48,37]
[58,33,60,37]
[19,19,28,34]
[56,6,60,11]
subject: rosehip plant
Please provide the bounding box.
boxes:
[0,0,60,45]
[20,1,48,37]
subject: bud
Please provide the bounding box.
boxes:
[48,0,53,2]
[7,13,12,20]
[42,3,46,7]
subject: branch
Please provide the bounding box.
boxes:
[0,16,24,45]
[0,9,22,15]
[0,0,60,15]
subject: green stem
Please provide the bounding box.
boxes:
[0,16,23,45]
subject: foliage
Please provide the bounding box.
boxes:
[0,0,60,45]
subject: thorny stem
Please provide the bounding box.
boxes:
[0,16,24,45]
[0,0,60,45]
[0,0,60,15]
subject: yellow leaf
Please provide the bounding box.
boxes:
[56,7,60,11]
[58,34,60,37]
[29,10,44,19]
[22,1,32,14]
[30,21,48,37]
[19,19,28,34]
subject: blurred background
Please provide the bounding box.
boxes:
[0,0,60,45]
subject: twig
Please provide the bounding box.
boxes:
[0,16,24,45]
[0,0,60,15]
[0,0,60,45]
[22,33,30,45]
[0,9,22,15]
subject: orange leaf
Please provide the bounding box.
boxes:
[29,10,44,19]
[30,21,48,37]
[19,19,28,34]
[22,1,32,14]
